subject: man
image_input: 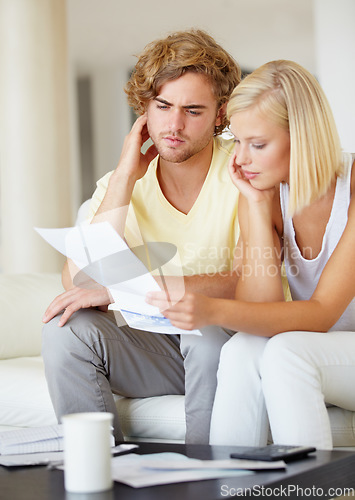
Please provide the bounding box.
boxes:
[42,29,241,444]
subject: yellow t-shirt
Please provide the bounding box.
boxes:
[88,135,239,277]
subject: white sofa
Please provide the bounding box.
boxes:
[0,272,185,442]
[0,272,355,447]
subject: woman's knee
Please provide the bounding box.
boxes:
[260,331,318,382]
[262,331,307,361]
[217,332,268,377]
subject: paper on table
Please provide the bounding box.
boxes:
[0,425,64,455]
[139,456,286,471]
[0,451,64,467]
[111,453,252,488]
[0,444,138,467]
[110,452,285,488]
[35,223,201,335]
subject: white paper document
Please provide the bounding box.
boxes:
[110,452,286,488]
[0,451,65,467]
[35,223,201,335]
[0,425,64,455]
[0,443,138,467]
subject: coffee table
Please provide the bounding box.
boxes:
[1,442,355,499]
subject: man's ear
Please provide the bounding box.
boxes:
[216,102,227,126]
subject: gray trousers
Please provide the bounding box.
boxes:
[41,309,233,444]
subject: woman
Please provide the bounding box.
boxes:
[147,60,355,450]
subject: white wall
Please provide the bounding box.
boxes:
[66,0,316,205]
[67,0,316,73]
[314,0,355,153]
[91,68,132,182]
[0,0,72,273]
[1,0,353,272]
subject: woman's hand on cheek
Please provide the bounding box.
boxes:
[146,291,213,331]
[228,151,258,200]
[228,151,244,186]
[228,152,276,205]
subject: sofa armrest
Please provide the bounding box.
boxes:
[0,273,63,359]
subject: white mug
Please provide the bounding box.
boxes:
[62,412,114,493]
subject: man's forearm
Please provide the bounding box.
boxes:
[90,114,157,237]
[155,272,239,300]
[91,172,135,237]
[184,272,239,299]
[62,260,73,291]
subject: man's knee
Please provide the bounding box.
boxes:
[42,309,95,358]
[180,326,232,357]
[180,327,232,377]
[42,315,63,347]
[43,309,113,347]
[42,316,76,367]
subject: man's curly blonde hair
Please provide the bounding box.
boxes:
[125,29,241,135]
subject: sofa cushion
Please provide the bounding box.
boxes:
[328,406,355,447]
[116,395,186,442]
[0,273,63,359]
[0,356,186,442]
[0,357,57,428]
[1,356,354,447]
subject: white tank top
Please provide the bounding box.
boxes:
[280,152,355,331]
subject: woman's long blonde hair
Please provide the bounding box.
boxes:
[227,60,343,215]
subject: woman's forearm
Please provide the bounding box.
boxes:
[235,197,284,303]
[210,297,331,336]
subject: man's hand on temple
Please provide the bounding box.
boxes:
[115,114,158,182]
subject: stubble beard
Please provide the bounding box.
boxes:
[148,126,216,165]
[157,143,196,164]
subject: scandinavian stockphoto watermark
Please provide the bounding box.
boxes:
[183,241,310,280]
[220,483,355,497]
[51,203,310,331]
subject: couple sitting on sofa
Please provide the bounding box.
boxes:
[42,29,355,451]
